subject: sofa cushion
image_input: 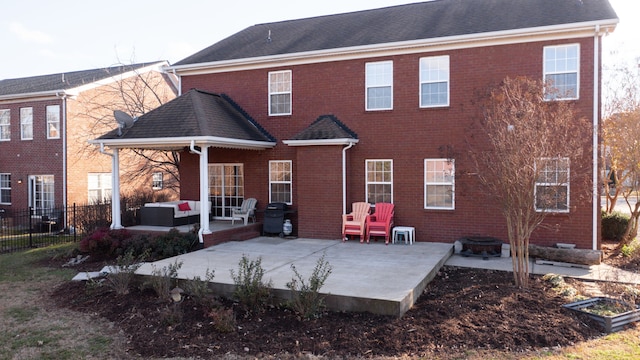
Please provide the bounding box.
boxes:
[178,202,191,211]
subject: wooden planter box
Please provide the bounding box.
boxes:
[562,297,640,333]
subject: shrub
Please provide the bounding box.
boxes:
[148,259,183,300]
[230,255,272,313]
[286,253,332,319]
[105,249,147,295]
[208,307,236,333]
[601,211,630,241]
[151,229,198,259]
[78,228,132,257]
[180,269,215,305]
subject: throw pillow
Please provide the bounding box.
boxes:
[178,202,191,211]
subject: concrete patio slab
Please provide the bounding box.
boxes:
[136,237,454,317]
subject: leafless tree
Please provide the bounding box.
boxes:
[469,76,591,288]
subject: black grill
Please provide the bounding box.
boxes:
[263,202,287,236]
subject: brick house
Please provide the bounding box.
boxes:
[92,0,617,249]
[0,62,177,215]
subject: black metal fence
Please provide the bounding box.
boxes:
[0,202,142,254]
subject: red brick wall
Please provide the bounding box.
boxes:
[180,37,599,248]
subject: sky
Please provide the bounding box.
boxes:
[0,0,637,81]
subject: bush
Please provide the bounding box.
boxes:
[148,259,183,300]
[286,253,332,320]
[78,228,132,257]
[602,211,630,241]
[151,229,198,259]
[230,255,272,313]
[105,249,147,295]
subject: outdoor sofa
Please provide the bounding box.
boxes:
[140,200,209,227]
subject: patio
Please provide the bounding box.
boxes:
[135,236,454,317]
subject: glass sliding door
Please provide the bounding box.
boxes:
[29,175,55,216]
[208,164,244,219]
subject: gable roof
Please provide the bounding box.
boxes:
[174,0,617,67]
[283,115,359,146]
[0,62,167,98]
[91,89,276,150]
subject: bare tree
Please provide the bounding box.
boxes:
[71,62,180,198]
[601,60,640,242]
[469,76,591,288]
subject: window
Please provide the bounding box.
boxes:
[29,175,54,215]
[20,107,32,140]
[424,159,454,209]
[269,160,292,204]
[544,44,579,100]
[535,157,569,212]
[0,109,9,141]
[0,174,10,204]
[46,105,60,139]
[365,61,393,110]
[366,159,393,204]
[88,173,112,203]
[420,55,450,107]
[269,70,292,116]
[152,172,163,190]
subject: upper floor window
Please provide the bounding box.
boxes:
[366,159,393,204]
[544,44,579,100]
[424,159,454,209]
[420,55,450,107]
[269,160,292,204]
[20,107,32,140]
[0,174,10,204]
[366,61,393,111]
[46,105,60,139]
[88,173,112,204]
[152,172,163,190]
[269,70,292,116]
[0,109,9,141]
[535,157,569,212]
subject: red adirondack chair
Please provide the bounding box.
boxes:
[366,203,395,244]
[342,202,371,242]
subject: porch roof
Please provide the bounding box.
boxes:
[90,89,276,150]
[283,114,359,146]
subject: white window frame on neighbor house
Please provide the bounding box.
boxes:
[543,44,580,100]
[87,173,112,203]
[419,55,450,108]
[152,172,163,190]
[365,61,393,111]
[46,105,60,139]
[0,109,10,141]
[20,107,33,140]
[269,160,292,204]
[424,159,455,209]
[535,157,570,213]
[268,70,292,116]
[0,173,11,205]
[29,175,54,216]
[366,159,393,204]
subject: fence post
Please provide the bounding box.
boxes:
[73,203,77,242]
[28,207,33,248]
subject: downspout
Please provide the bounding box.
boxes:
[342,142,355,214]
[56,93,67,210]
[592,24,601,250]
[99,143,122,229]
[190,140,211,245]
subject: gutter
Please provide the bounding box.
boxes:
[592,24,604,250]
[55,92,68,210]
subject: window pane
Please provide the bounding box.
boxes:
[544,44,579,100]
[0,109,9,140]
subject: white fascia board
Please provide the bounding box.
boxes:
[0,89,76,103]
[168,20,617,76]
[69,61,170,94]
[283,138,359,146]
[89,136,276,150]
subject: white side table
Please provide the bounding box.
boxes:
[392,226,415,245]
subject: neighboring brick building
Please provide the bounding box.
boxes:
[0,62,177,215]
[92,0,618,249]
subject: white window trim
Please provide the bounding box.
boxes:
[20,107,33,140]
[87,173,112,203]
[0,173,11,205]
[535,157,570,213]
[152,172,163,190]
[46,105,60,139]
[365,61,393,111]
[424,159,455,210]
[365,159,393,204]
[268,70,292,116]
[0,109,10,141]
[269,160,293,205]
[543,43,580,101]
[419,55,450,108]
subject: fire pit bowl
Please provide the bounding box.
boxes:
[457,236,504,260]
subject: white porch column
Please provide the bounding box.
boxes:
[199,145,212,243]
[111,148,123,229]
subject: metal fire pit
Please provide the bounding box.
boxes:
[458,236,503,260]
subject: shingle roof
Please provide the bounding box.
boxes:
[97,89,275,143]
[289,115,358,141]
[0,62,165,96]
[175,0,617,66]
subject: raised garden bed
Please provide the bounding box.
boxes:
[562,297,640,333]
